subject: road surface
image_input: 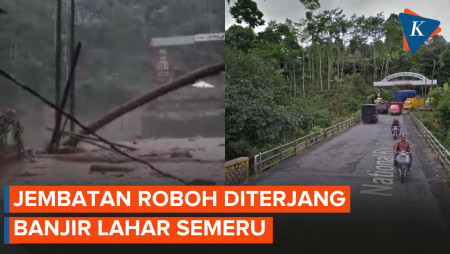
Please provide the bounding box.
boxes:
[245,111,450,253]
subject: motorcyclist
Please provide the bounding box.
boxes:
[391,118,400,135]
[393,134,413,171]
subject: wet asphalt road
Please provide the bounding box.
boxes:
[244,111,450,253]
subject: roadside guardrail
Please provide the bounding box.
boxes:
[409,110,450,173]
[253,115,361,174]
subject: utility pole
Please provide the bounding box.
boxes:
[428,59,436,108]
[55,0,62,122]
[69,0,76,131]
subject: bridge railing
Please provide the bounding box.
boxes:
[253,115,361,174]
[409,110,450,173]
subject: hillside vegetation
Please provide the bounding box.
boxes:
[414,86,450,149]
[226,0,450,160]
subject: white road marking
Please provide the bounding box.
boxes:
[360,148,394,197]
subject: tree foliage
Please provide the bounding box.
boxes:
[225,25,255,52]
[226,47,310,159]
[299,0,320,10]
[229,0,264,29]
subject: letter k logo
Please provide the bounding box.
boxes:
[399,9,441,53]
[410,21,425,36]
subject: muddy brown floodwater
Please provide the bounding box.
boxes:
[0,137,225,186]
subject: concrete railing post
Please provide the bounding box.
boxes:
[294,138,297,154]
[278,145,282,163]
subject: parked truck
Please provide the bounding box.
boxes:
[403,96,425,109]
[362,104,378,124]
[376,100,389,114]
[394,90,417,103]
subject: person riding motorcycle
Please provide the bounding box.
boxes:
[393,134,413,171]
[391,118,400,135]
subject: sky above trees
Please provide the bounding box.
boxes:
[225,0,450,41]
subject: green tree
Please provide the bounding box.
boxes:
[365,13,385,81]
[225,25,256,52]
[229,0,265,29]
[226,47,310,160]
[299,0,320,10]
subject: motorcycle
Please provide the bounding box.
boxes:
[392,126,399,140]
[396,151,410,183]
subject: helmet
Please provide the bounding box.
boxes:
[400,134,406,138]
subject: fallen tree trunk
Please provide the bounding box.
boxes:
[72,62,224,141]
[0,66,192,185]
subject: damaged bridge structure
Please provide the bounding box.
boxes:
[0,44,225,186]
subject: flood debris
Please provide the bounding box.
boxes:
[189,179,216,185]
[0,147,32,163]
[47,128,137,152]
[14,171,44,177]
[170,148,193,158]
[52,146,85,154]
[90,164,135,173]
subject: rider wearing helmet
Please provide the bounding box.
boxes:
[391,118,401,135]
[393,134,413,171]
